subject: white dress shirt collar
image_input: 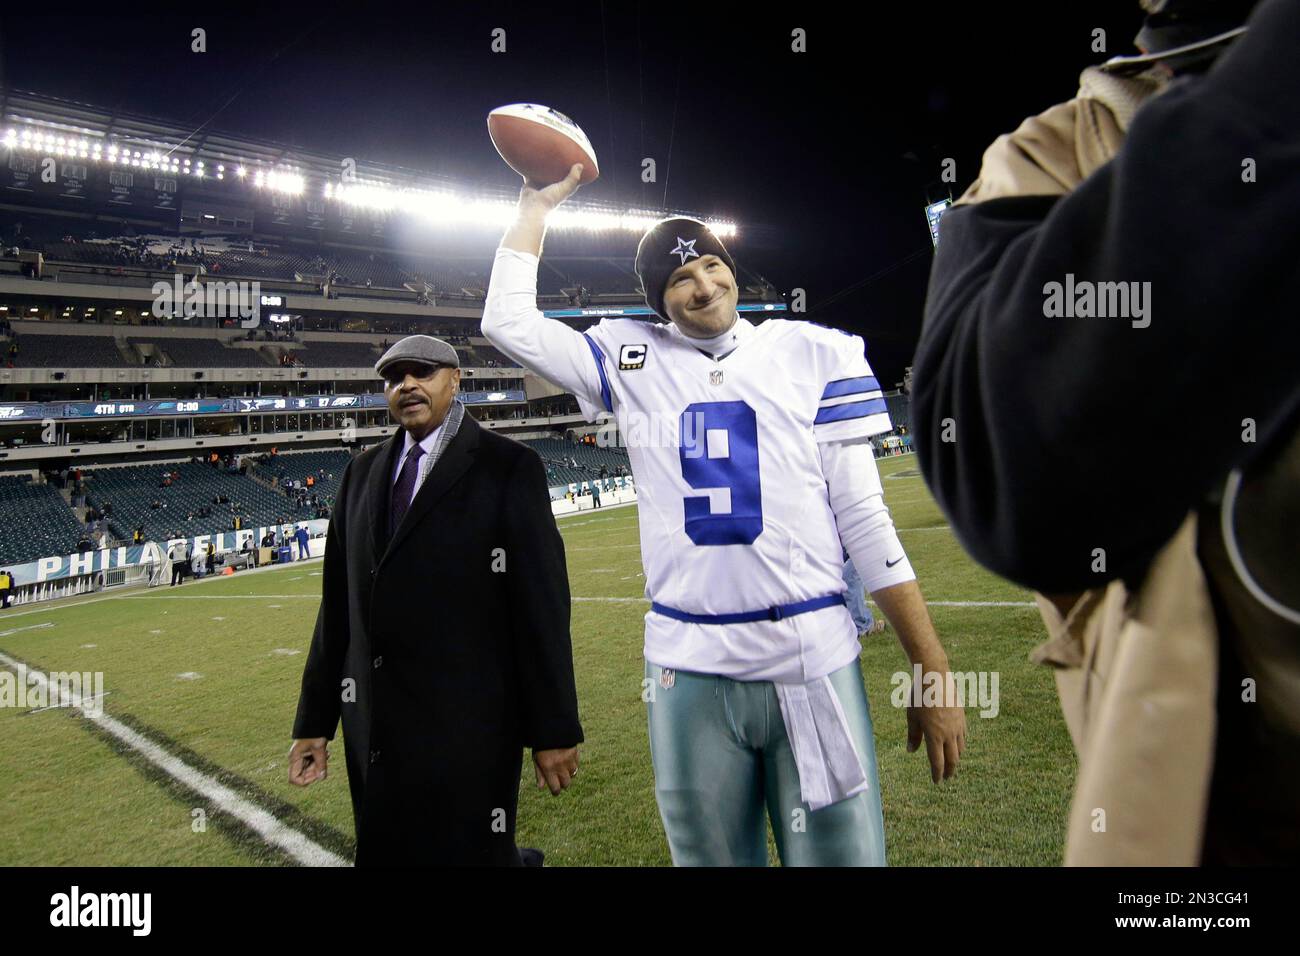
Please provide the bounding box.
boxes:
[394,418,446,485]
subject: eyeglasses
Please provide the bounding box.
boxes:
[382,362,448,387]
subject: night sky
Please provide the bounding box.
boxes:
[0,2,1144,387]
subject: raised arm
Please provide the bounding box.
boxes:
[482,164,610,415]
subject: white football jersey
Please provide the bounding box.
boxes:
[484,248,894,682]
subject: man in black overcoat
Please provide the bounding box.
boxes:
[288,334,583,866]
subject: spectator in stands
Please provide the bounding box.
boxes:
[289,333,582,866]
[132,526,144,545]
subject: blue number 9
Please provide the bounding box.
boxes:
[679,401,763,545]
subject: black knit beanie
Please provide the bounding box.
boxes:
[634,216,736,321]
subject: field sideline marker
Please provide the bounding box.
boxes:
[0,648,351,867]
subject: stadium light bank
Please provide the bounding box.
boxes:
[327,180,736,237]
[3,125,735,237]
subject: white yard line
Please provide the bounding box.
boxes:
[873,600,1037,608]
[0,621,57,638]
[0,649,350,868]
[573,596,1036,608]
[123,594,318,600]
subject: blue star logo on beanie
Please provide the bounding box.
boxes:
[669,237,699,265]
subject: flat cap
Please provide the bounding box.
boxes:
[374,334,460,376]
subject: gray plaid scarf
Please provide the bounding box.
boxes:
[414,398,465,486]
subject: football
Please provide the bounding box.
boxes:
[487,103,600,187]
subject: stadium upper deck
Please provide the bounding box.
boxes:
[0,88,780,309]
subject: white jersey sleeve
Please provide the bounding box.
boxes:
[810,326,892,444]
[481,246,614,422]
[819,437,916,592]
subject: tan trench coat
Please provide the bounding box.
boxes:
[957,65,1219,865]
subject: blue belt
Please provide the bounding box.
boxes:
[650,592,846,625]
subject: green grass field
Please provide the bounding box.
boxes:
[0,455,1075,866]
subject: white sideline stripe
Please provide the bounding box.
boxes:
[124,594,318,600]
[0,559,323,619]
[0,648,350,868]
[874,600,1037,608]
[573,596,1036,608]
[558,510,639,528]
[556,500,640,523]
[0,593,133,619]
[0,621,57,638]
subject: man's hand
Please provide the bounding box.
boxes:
[532,747,579,796]
[869,580,968,783]
[502,163,585,258]
[520,163,585,213]
[906,670,968,783]
[288,737,329,786]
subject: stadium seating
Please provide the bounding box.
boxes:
[252,450,351,502]
[8,332,130,368]
[464,345,521,368]
[524,438,630,486]
[288,341,382,368]
[0,475,89,564]
[128,337,271,368]
[542,258,639,296]
[85,461,316,545]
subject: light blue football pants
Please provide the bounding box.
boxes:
[842,558,875,633]
[645,658,886,866]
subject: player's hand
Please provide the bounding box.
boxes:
[906,673,967,783]
[533,746,579,795]
[288,737,329,786]
[520,163,585,213]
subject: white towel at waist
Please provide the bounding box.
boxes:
[774,675,869,811]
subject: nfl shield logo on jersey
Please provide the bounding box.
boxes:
[710,370,724,386]
[659,668,675,690]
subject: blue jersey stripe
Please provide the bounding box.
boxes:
[582,333,613,413]
[820,375,879,400]
[814,397,888,425]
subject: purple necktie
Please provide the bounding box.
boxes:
[389,443,426,535]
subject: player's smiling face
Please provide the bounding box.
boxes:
[663,254,738,338]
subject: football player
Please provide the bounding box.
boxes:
[482,164,965,865]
